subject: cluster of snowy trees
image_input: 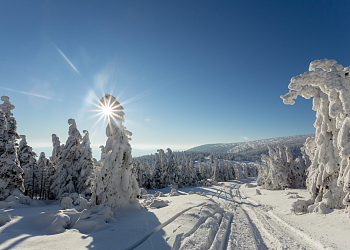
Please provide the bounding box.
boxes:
[134,150,258,189]
[281,59,350,213]
[0,94,140,211]
[0,96,24,199]
[257,145,308,190]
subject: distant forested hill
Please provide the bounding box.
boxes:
[187,134,314,161]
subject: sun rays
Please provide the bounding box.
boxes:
[84,91,126,130]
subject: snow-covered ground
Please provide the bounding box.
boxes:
[1,178,349,249]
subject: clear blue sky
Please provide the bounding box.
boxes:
[1,0,349,157]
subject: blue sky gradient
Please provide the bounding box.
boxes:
[1,0,349,157]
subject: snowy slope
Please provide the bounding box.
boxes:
[188,135,314,154]
[1,178,349,250]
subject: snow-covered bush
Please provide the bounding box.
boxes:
[291,200,309,215]
[281,59,350,210]
[61,196,73,210]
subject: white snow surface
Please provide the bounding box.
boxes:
[0,178,349,249]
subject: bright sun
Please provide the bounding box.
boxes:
[88,93,126,128]
[102,105,113,117]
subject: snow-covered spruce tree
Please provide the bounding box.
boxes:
[260,146,291,190]
[51,134,61,166]
[141,162,153,189]
[163,148,181,187]
[258,145,307,190]
[37,152,50,199]
[0,96,24,199]
[152,152,164,189]
[76,130,95,196]
[281,59,350,210]
[18,135,38,198]
[91,94,139,210]
[181,156,196,186]
[50,119,82,199]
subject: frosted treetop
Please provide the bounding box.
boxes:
[99,94,125,122]
[281,59,350,108]
[0,96,15,115]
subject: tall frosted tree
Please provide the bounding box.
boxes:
[91,94,139,210]
[76,130,95,196]
[50,119,82,198]
[18,135,38,198]
[281,59,350,210]
[152,152,164,189]
[0,96,24,199]
[163,148,181,187]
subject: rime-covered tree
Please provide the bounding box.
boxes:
[18,135,38,198]
[91,94,139,210]
[141,162,153,189]
[37,152,50,199]
[152,152,164,189]
[0,96,24,199]
[51,134,61,166]
[281,59,350,210]
[50,119,82,198]
[163,148,181,187]
[76,130,95,196]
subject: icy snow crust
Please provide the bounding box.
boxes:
[1,178,348,250]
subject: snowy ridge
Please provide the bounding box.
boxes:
[187,134,313,155]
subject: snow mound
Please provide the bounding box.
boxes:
[288,194,302,199]
[47,213,70,234]
[291,200,309,215]
[188,191,194,195]
[5,195,18,202]
[0,211,11,226]
[169,188,179,196]
[149,199,168,208]
[0,193,43,208]
[154,191,166,197]
[73,206,114,233]
[308,202,331,214]
[74,196,88,212]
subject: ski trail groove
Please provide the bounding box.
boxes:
[124,202,206,250]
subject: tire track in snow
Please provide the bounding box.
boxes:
[124,202,206,250]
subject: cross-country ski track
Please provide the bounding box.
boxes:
[126,180,328,250]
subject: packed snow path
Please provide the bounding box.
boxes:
[126,181,326,250]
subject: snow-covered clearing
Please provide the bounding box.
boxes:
[1,178,349,249]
